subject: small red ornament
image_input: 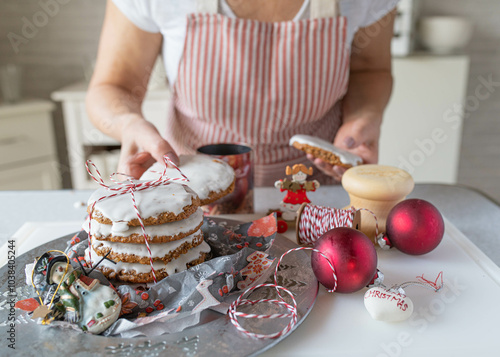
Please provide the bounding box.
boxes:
[385,199,444,255]
[311,227,377,293]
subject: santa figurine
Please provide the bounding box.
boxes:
[274,164,320,221]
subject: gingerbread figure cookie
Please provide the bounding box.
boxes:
[274,164,320,221]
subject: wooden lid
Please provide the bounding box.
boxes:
[341,165,414,201]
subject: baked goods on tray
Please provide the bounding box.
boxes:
[140,154,235,205]
[85,182,210,283]
[290,134,362,168]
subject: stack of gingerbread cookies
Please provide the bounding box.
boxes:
[84,182,210,284]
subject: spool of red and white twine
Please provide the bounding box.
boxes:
[85,156,189,284]
[228,247,337,339]
[229,204,381,339]
[297,203,380,246]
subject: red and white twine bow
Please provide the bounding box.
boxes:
[85,156,189,284]
[228,247,337,339]
[297,204,380,246]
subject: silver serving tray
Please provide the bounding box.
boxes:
[0,218,318,357]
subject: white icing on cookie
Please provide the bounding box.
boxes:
[140,155,235,201]
[91,230,203,259]
[289,134,362,166]
[84,208,204,239]
[112,221,129,234]
[87,181,198,222]
[86,241,211,276]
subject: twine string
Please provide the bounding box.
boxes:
[85,156,189,284]
[392,271,445,293]
[297,204,357,245]
[297,204,380,245]
[228,247,337,339]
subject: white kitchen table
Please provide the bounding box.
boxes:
[1,184,500,356]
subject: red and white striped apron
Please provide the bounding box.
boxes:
[166,0,350,186]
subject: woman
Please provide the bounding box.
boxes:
[86,0,397,186]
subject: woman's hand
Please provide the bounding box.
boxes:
[310,9,396,182]
[118,117,179,179]
[308,115,381,181]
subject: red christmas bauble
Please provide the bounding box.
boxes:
[311,227,377,293]
[385,199,444,255]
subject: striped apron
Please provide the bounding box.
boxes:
[166,0,350,186]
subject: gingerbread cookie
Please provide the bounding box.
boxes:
[289,134,362,168]
[87,181,200,226]
[91,230,205,265]
[140,155,235,205]
[85,208,204,244]
[86,241,211,283]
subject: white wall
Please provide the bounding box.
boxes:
[1,0,499,201]
[419,0,500,202]
[0,0,106,187]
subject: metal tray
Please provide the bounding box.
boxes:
[0,218,318,357]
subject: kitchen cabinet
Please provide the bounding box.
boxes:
[0,100,61,190]
[52,55,469,189]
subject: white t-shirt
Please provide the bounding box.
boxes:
[112,0,398,85]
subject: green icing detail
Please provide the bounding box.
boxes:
[104,300,115,308]
[81,325,87,332]
[96,312,103,318]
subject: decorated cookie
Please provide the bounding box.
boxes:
[274,164,319,221]
[140,155,235,205]
[70,275,122,334]
[30,251,122,334]
[91,230,205,264]
[87,181,200,226]
[84,208,204,244]
[86,241,211,283]
[289,134,362,167]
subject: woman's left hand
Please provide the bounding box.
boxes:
[308,116,381,181]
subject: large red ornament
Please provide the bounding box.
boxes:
[385,199,444,255]
[311,227,377,293]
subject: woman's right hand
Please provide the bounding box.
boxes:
[118,117,179,179]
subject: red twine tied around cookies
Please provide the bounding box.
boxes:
[297,204,380,246]
[228,247,337,339]
[85,156,189,284]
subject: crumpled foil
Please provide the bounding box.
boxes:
[28,214,278,337]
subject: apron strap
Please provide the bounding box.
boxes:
[197,0,218,14]
[310,0,339,19]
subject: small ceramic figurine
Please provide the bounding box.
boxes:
[37,253,122,334]
[274,164,320,221]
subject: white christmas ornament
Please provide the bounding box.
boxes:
[364,286,414,322]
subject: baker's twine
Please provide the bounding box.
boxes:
[228,247,337,339]
[389,271,444,294]
[229,204,383,339]
[297,204,380,246]
[85,156,189,284]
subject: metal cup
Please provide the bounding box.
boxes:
[197,143,254,214]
